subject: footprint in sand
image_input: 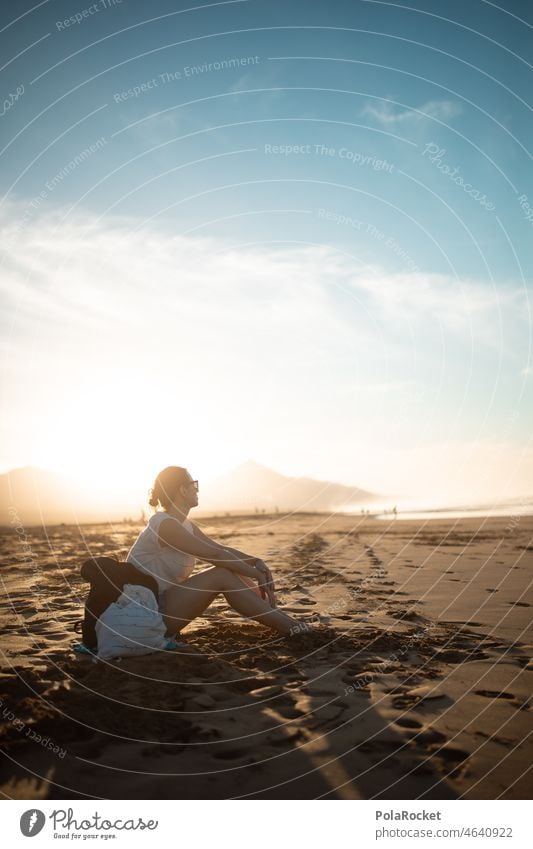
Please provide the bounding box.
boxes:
[430,745,470,767]
[415,727,447,745]
[474,689,515,700]
[389,609,426,623]
[341,671,373,687]
[405,685,451,705]
[394,716,423,728]
[436,649,481,663]
[291,584,312,594]
[391,693,421,709]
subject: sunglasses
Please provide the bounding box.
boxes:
[186,480,199,492]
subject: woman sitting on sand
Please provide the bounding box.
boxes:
[126,466,309,639]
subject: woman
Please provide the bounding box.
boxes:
[126,466,310,639]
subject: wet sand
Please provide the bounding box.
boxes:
[1,512,532,799]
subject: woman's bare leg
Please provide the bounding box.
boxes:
[162,566,301,637]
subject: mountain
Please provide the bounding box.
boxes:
[199,460,379,513]
[0,461,380,525]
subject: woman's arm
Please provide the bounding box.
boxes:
[190,522,256,566]
[158,517,261,580]
[191,522,277,607]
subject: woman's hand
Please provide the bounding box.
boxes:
[254,559,277,608]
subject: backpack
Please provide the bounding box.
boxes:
[95,583,168,659]
[79,556,161,651]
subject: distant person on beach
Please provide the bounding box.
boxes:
[127,466,309,639]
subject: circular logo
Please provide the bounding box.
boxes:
[20,810,46,837]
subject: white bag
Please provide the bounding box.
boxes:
[96,583,168,659]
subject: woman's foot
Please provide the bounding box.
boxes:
[164,632,202,654]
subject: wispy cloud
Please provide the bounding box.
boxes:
[362,99,463,127]
[350,268,526,337]
[1,199,526,355]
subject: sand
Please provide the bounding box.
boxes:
[0,512,532,800]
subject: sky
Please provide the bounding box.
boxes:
[1,0,532,510]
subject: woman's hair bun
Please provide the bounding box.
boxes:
[148,487,160,508]
[148,466,188,511]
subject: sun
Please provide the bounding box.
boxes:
[33,376,232,512]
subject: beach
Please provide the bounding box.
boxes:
[1,512,532,800]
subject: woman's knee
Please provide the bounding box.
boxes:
[210,566,240,589]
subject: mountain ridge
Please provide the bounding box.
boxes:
[0,461,381,526]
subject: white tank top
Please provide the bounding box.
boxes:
[126,511,196,594]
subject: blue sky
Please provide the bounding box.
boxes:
[1,0,532,507]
